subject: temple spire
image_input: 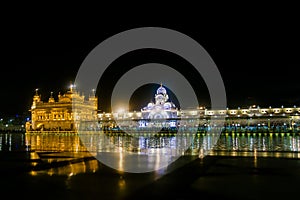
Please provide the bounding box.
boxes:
[48,91,55,103]
[91,89,96,96]
[33,88,41,102]
[69,83,76,92]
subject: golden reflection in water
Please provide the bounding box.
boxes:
[47,168,54,176]
[56,160,99,176]
[31,162,38,167]
[254,148,257,168]
[26,132,99,176]
[199,148,205,159]
[118,176,126,190]
[209,150,300,159]
[24,132,300,176]
[25,132,300,156]
[28,159,99,177]
[29,171,38,176]
[119,148,124,172]
[25,133,88,152]
[30,152,40,160]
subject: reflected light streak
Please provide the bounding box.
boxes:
[199,148,205,159]
[254,148,257,168]
[154,149,161,171]
[29,171,37,176]
[119,148,124,172]
[118,176,126,190]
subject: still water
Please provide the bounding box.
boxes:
[1,131,300,191]
[1,132,299,154]
[1,132,300,199]
[0,133,300,200]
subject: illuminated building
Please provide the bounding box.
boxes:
[26,83,299,133]
[139,84,178,127]
[26,85,98,132]
[98,85,300,132]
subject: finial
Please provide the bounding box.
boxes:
[50,91,53,97]
[70,84,76,92]
[160,82,162,87]
[35,88,39,95]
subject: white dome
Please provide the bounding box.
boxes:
[156,86,167,95]
[147,102,154,109]
[164,102,171,109]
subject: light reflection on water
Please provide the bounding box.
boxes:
[1,132,300,176]
[0,132,299,154]
[213,133,300,152]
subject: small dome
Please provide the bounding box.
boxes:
[164,102,171,109]
[147,102,154,109]
[156,85,167,95]
[59,96,71,103]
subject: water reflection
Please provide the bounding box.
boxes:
[212,133,300,152]
[1,132,300,175]
[0,132,299,154]
[0,133,24,151]
[24,132,300,168]
[48,159,99,176]
[25,133,87,152]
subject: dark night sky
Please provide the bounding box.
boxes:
[1,12,299,116]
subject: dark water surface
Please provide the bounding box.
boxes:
[1,132,300,200]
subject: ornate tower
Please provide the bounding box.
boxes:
[154,83,169,105]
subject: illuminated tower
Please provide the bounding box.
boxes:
[140,84,178,127]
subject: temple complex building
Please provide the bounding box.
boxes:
[26,84,300,133]
[139,84,178,127]
[98,85,300,132]
[26,85,98,132]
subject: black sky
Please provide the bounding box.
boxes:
[1,12,299,116]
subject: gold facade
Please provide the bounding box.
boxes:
[26,86,97,132]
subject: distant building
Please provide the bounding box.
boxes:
[139,84,178,127]
[98,85,300,132]
[26,85,97,132]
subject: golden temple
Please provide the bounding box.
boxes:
[26,85,97,132]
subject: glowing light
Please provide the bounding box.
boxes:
[118,176,126,190]
[70,84,76,91]
[117,108,125,113]
[29,171,37,176]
